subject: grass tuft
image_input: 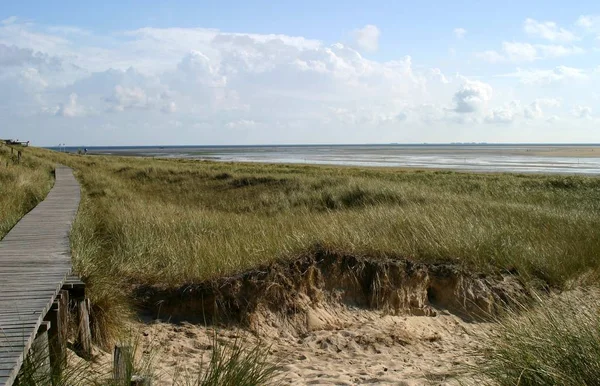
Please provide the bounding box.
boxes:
[474,290,600,385]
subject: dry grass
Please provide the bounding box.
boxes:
[474,290,600,385]
[26,148,600,349]
[0,144,54,240]
[35,149,600,287]
[21,147,600,383]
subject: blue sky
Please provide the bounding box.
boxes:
[1,1,600,145]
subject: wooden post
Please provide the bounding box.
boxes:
[113,345,132,384]
[44,298,65,381]
[77,298,93,358]
[58,290,69,354]
[113,345,152,386]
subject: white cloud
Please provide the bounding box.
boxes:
[0,17,598,144]
[499,66,588,85]
[524,98,561,119]
[161,101,176,114]
[524,18,577,42]
[486,107,516,124]
[576,15,600,31]
[107,86,149,112]
[56,93,86,117]
[536,44,584,57]
[479,42,584,63]
[453,28,467,39]
[503,42,538,62]
[572,105,592,118]
[453,80,493,113]
[429,68,449,83]
[352,25,380,52]
[225,119,257,129]
[1,16,18,26]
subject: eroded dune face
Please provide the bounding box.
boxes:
[134,250,526,332]
[102,252,527,385]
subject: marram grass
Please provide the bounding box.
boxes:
[25,147,600,355]
[0,144,54,240]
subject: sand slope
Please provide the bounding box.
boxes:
[129,309,489,385]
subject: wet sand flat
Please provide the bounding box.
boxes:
[84,144,600,175]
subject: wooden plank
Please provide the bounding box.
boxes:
[0,166,80,386]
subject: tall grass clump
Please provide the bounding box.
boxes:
[17,347,94,386]
[173,334,279,386]
[475,291,600,385]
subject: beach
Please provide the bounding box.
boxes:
[73,144,600,175]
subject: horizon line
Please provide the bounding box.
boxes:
[43,142,600,148]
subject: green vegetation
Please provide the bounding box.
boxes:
[172,335,279,386]
[476,291,600,385]
[0,144,54,240]
[20,147,600,384]
[36,149,600,289]
[16,331,276,386]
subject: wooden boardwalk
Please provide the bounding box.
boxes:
[0,166,80,385]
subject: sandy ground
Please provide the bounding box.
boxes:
[80,309,490,385]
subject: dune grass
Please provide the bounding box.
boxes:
[26,148,600,352]
[22,147,600,382]
[35,149,600,288]
[475,290,600,385]
[0,144,54,240]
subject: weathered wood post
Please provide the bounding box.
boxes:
[43,291,70,381]
[113,345,152,386]
[58,290,69,355]
[77,297,93,358]
[113,345,132,384]
[63,276,93,358]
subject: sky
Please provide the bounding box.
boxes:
[1,1,600,146]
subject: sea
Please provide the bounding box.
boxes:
[47,144,600,175]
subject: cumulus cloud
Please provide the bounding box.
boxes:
[0,44,51,67]
[572,105,592,118]
[503,42,538,62]
[107,86,149,112]
[524,18,577,42]
[453,80,493,113]
[453,28,467,39]
[485,98,561,123]
[55,93,86,117]
[485,108,516,124]
[524,99,560,119]
[576,15,600,32]
[352,25,380,52]
[0,17,598,144]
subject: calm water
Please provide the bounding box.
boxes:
[49,144,600,175]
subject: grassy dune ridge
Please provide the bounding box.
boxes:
[0,144,54,239]
[20,147,600,383]
[34,148,600,288]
